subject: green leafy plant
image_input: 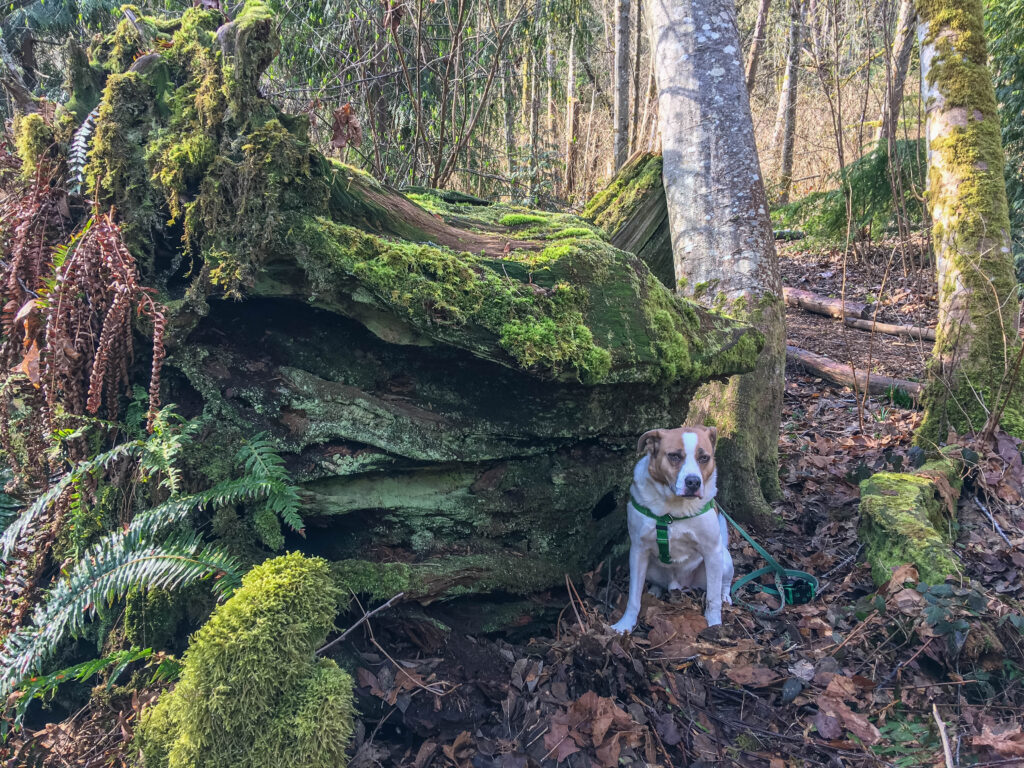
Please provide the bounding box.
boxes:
[0,414,307,700]
[1,646,180,736]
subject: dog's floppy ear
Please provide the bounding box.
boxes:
[706,426,718,450]
[637,429,663,456]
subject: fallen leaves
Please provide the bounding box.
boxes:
[331,103,363,150]
[973,721,1024,757]
[543,691,641,767]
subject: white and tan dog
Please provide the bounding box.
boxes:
[610,426,734,633]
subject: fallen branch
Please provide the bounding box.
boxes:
[843,316,936,341]
[785,345,923,400]
[783,286,869,320]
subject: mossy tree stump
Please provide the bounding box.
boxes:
[46,3,764,620]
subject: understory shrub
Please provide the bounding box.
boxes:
[772,138,926,243]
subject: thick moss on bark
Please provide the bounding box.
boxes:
[67,2,762,607]
[134,553,354,768]
[915,0,1024,442]
[858,456,963,585]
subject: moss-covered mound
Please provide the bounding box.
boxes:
[135,552,354,768]
[858,455,963,585]
[53,3,762,612]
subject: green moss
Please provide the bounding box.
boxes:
[582,153,664,237]
[858,464,962,586]
[548,227,597,240]
[332,560,412,603]
[500,213,548,227]
[134,552,354,768]
[14,113,55,176]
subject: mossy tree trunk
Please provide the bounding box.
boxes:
[915,0,1024,442]
[648,0,786,526]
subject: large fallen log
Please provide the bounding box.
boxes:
[786,345,923,399]
[783,286,869,319]
[59,5,763,619]
[842,317,937,341]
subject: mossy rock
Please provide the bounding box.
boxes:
[858,456,963,586]
[134,552,354,768]
[64,3,762,611]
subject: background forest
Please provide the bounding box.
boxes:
[2,0,1024,765]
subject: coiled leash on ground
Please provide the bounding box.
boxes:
[716,502,818,614]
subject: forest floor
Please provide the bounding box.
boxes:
[6,241,1024,768]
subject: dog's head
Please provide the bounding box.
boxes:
[637,426,717,499]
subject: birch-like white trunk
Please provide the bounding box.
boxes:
[648,0,785,522]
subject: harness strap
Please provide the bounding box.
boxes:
[629,494,714,565]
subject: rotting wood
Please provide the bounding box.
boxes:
[786,344,923,399]
[783,286,869,319]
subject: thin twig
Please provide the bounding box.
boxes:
[933,703,955,768]
[975,494,1012,547]
[316,591,405,656]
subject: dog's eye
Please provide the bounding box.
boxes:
[667,454,682,464]
[697,455,710,464]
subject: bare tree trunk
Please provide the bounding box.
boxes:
[546,24,556,137]
[630,0,643,152]
[613,0,631,171]
[771,0,802,203]
[915,0,1024,442]
[649,0,785,525]
[0,35,38,114]
[529,51,541,204]
[876,0,916,144]
[503,62,516,180]
[744,0,774,93]
[566,31,578,197]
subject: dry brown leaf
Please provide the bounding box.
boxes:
[15,339,41,386]
[892,587,925,615]
[441,731,475,768]
[726,664,782,688]
[543,721,581,762]
[974,722,1024,757]
[331,103,363,149]
[885,564,920,594]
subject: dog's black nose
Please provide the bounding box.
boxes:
[684,474,701,492]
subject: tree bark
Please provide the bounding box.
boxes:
[0,35,38,114]
[649,0,786,526]
[565,31,578,197]
[771,0,802,203]
[915,0,1024,442]
[744,0,774,93]
[876,0,916,145]
[631,0,643,152]
[529,51,540,204]
[613,0,631,171]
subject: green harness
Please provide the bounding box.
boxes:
[629,495,818,614]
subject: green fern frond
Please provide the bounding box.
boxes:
[0,439,146,560]
[5,647,167,729]
[0,530,240,698]
[237,434,304,540]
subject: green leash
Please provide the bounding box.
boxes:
[716,503,818,614]
[628,495,817,614]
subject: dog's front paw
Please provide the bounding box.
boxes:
[722,591,733,605]
[609,618,636,634]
